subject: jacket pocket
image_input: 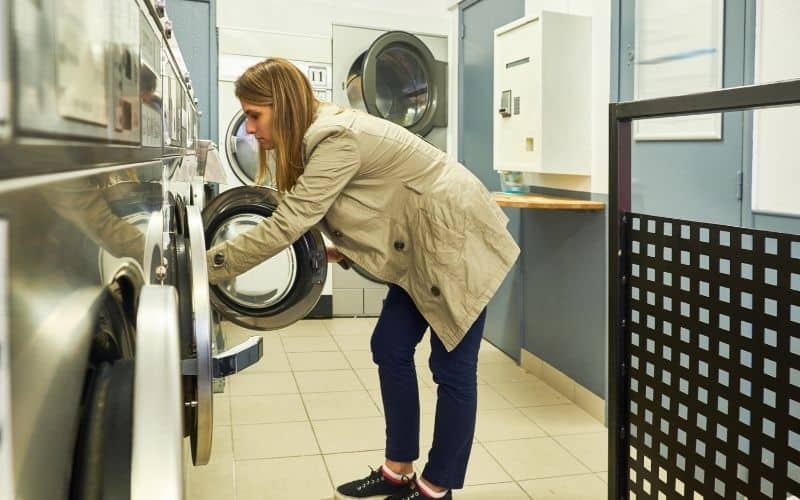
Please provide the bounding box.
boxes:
[415,208,465,268]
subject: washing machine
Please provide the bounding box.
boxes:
[218,53,333,189]
[328,25,448,316]
[214,53,334,317]
[332,24,448,151]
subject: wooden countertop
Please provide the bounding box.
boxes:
[493,192,606,211]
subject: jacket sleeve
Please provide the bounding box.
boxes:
[206,126,360,284]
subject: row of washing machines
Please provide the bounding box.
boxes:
[0,0,330,498]
[0,1,452,496]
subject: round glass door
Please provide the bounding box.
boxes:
[202,186,327,330]
[346,31,446,138]
[373,44,430,127]
[224,111,276,186]
[210,213,298,309]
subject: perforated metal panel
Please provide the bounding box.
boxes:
[626,213,800,499]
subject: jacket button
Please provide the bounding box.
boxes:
[394,240,405,251]
[332,230,343,238]
[213,252,225,267]
[431,286,441,297]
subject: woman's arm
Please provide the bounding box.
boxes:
[206,126,360,284]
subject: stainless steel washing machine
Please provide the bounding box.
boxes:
[0,0,322,498]
[333,24,448,151]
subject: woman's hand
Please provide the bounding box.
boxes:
[326,246,350,269]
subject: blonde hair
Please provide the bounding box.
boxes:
[235,58,319,191]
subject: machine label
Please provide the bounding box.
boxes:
[55,0,109,126]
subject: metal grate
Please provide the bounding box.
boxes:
[626,213,800,499]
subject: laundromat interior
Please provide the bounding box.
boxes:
[1,0,799,499]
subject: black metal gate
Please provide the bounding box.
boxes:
[609,81,800,499]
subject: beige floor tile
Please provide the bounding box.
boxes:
[230,394,308,425]
[521,404,607,436]
[354,368,381,390]
[295,369,364,393]
[484,437,590,481]
[209,426,234,466]
[323,450,387,487]
[478,346,517,365]
[458,482,530,499]
[555,432,608,472]
[343,350,377,369]
[288,351,350,371]
[303,390,380,420]
[478,363,537,384]
[477,384,514,411]
[519,473,607,500]
[324,318,378,336]
[334,334,372,351]
[246,346,292,373]
[282,335,339,353]
[312,417,386,454]
[185,461,235,500]
[213,396,231,427]
[463,443,513,485]
[490,380,570,407]
[368,389,384,414]
[277,320,331,337]
[228,372,298,396]
[232,421,320,460]
[414,348,430,367]
[235,455,333,500]
[475,408,546,442]
[596,472,607,484]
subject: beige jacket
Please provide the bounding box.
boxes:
[207,104,520,351]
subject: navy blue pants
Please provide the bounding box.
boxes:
[370,285,487,489]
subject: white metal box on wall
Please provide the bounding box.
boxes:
[493,12,592,176]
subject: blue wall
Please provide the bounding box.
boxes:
[459,0,527,360]
[167,0,218,141]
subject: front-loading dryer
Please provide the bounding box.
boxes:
[333,25,448,151]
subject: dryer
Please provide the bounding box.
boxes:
[218,53,333,189]
[332,24,448,151]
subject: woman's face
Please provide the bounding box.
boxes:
[240,100,275,149]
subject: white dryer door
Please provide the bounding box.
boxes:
[346,31,447,137]
[223,110,274,186]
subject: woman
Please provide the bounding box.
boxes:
[206,58,519,500]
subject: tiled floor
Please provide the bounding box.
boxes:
[185,319,608,500]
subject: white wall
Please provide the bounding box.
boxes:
[217,0,449,49]
[522,0,611,194]
[752,0,800,216]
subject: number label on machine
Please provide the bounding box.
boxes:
[0,220,13,499]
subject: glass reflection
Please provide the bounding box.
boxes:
[374,45,430,127]
[210,213,297,308]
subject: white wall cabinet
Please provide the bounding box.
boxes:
[493,11,591,176]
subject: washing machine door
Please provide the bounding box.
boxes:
[223,110,275,186]
[346,31,447,137]
[202,186,327,330]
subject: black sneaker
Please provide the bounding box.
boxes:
[385,481,452,500]
[335,466,415,500]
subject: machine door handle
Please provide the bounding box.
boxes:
[213,336,263,378]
